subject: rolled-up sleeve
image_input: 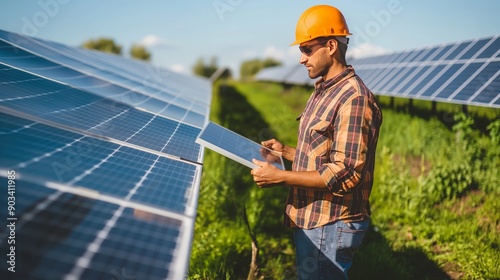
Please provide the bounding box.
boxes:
[319,95,370,193]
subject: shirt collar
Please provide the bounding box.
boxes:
[314,65,355,92]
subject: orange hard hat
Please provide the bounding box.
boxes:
[291,5,352,46]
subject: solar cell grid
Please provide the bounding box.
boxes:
[0,180,189,280]
[392,51,412,63]
[0,35,206,121]
[476,36,500,59]
[413,47,436,62]
[0,66,204,161]
[0,113,201,214]
[471,69,500,105]
[373,66,405,92]
[366,67,394,90]
[436,62,483,99]
[400,49,421,63]
[429,44,455,61]
[383,66,417,93]
[43,36,211,106]
[420,63,464,97]
[404,64,447,95]
[394,65,430,93]
[446,41,472,60]
[460,38,490,60]
[454,61,499,101]
[0,28,211,279]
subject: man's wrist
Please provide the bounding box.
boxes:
[283,145,295,161]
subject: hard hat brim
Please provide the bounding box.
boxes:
[290,34,352,46]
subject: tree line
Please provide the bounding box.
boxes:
[82,37,282,79]
[191,56,282,80]
[82,37,151,61]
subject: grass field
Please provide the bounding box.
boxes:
[189,80,500,280]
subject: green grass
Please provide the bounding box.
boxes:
[189,81,500,279]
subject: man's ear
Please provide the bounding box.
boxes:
[328,39,338,56]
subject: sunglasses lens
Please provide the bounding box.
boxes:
[300,46,311,55]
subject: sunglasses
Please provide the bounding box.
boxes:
[299,40,327,56]
[299,42,325,55]
[299,37,349,56]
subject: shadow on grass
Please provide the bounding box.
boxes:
[212,84,295,278]
[349,226,452,280]
[217,84,291,230]
[218,83,276,142]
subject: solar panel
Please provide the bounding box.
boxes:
[0,29,209,279]
[0,64,203,162]
[255,35,500,108]
[351,35,500,108]
[196,121,285,170]
[0,31,209,128]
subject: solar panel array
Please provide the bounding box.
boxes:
[257,35,500,108]
[0,29,210,279]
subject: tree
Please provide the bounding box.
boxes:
[130,44,151,61]
[240,57,282,80]
[81,37,122,55]
[192,56,219,78]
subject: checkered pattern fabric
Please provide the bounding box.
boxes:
[285,66,383,229]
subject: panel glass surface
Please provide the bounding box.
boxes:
[455,61,500,101]
[0,40,207,127]
[420,64,464,97]
[435,62,483,99]
[0,66,202,162]
[476,36,500,59]
[460,38,490,60]
[0,180,185,280]
[196,121,285,170]
[0,113,199,213]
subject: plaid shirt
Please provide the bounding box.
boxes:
[284,66,382,229]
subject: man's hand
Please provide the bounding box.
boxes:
[261,139,285,152]
[251,159,284,188]
[261,139,296,161]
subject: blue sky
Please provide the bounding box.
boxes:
[1,0,499,77]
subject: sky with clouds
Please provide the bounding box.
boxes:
[1,0,499,77]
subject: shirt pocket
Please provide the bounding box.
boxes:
[307,118,332,160]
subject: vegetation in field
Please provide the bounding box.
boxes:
[189,81,500,280]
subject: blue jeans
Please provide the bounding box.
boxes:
[294,220,369,280]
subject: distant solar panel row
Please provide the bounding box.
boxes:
[256,35,500,108]
[0,29,210,279]
[255,64,316,86]
[352,35,499,107]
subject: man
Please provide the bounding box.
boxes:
[250,5,383,279]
